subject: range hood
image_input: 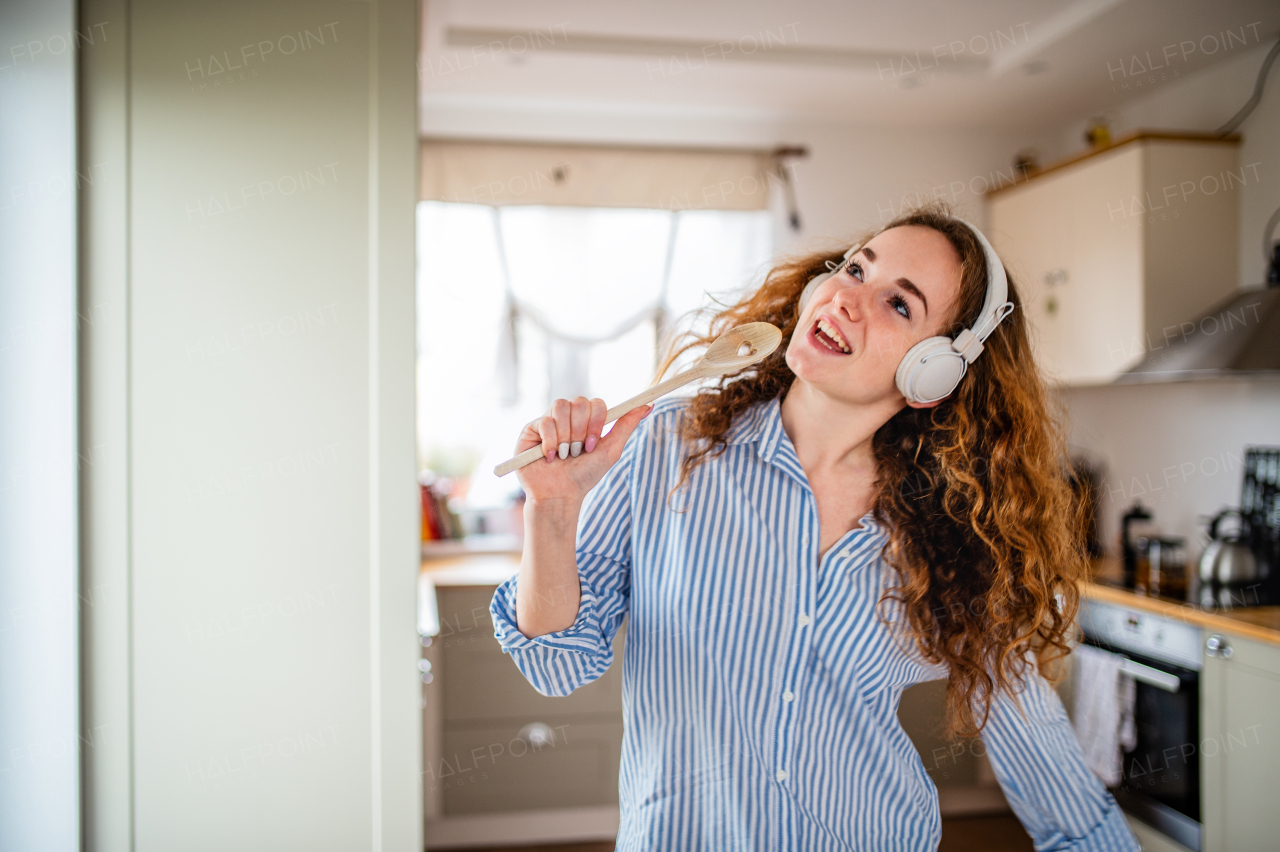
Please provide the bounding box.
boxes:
[1114,283,1280,383]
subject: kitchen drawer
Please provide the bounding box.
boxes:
[437,585,626,723]
[433,718,624,815]
[435,586,507,659]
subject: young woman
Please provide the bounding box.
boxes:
[489,204,1140,851]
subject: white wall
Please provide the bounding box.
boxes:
[1059,378,1280,558]
[0,0,81,848]
[779,120,1046,248]
[80,1,421,849]
[1046,40,1280,560]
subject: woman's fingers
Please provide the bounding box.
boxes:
[585,398,607,453]
[536,414,559,463]
[526,397,628,467]
[568,396,590,457]
[551,398,572,459]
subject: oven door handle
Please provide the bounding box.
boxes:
[1118,658,1181,693]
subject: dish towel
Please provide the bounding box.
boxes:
[1071,644,1137,786]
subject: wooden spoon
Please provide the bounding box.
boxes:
[493,322,783,477]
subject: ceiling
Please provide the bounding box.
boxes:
[419,0,1280,134]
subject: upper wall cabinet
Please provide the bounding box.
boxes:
[987,133,1241,386]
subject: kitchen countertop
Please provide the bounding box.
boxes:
[418,552,520,636]
[1083,556,1280,648]
[418,548,1280,648]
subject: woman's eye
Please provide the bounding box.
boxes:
[843,259,864,281]
[890,295,911,319]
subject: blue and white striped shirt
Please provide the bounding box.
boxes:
[490,395,1139,851]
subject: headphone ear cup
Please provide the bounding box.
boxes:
[798,271,832,313]
[895,336,967,404]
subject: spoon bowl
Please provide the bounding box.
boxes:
[493,322,782,476]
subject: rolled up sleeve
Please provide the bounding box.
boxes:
[981,653,1141,851]
[489,436,636,697]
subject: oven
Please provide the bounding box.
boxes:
[1079,599,1203,851]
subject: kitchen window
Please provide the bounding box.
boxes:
[417,200,774,527]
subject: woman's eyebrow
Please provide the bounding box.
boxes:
[896,278,928,316]
[859,246,929,317]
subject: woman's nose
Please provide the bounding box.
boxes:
[831,281,865,321]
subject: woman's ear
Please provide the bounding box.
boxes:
[905,397,945,410]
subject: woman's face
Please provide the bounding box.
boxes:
[786,224,964,408]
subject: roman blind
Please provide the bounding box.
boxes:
[419,139,781,211]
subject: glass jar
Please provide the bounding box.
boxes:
[1134,536,1153,593]
[1147,536,1189,600]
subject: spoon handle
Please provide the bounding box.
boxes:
[493,365,708,477]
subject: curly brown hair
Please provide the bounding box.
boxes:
[654,201,1088,739]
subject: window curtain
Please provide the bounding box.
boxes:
[420,139,779,211]
[491,206,679,404]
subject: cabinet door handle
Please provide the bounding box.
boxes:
[1205,634,1234,658]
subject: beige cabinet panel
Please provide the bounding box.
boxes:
[987,136,1239,387]
[427,584,628,819]
[1201,633,1280,852]
[444,646,626,721]
[434,586,626,721]
[1062,146,1144,382]
[989,166,1073,381]
[435,719,625,815]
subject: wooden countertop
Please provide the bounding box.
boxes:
[418,548,1280,648]
[417,553,521,636]
[1083,556,1280,648]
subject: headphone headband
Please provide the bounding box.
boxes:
[959,218,1012,351]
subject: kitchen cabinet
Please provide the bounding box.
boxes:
[1200,631,1280,852]
[987,132,1240,386]
[422,579,626,848]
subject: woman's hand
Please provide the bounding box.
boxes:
[514,396,652,505]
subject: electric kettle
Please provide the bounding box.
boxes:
[1198,508,1258,585]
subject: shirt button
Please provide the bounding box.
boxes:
[776,769,788,782]
[842,548,853,557]
[798,613,811,627]
[783,691,794,701]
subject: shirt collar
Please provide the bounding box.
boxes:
[726,394,888,541]
[724,395,784,455]
[726,395,813,491]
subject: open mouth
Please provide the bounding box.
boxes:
[812,317,851,354]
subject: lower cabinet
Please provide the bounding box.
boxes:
[438,718,625,815]
[1200,632,1280,852]
[423,582,627,848]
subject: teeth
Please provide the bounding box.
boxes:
[816,318,851,353]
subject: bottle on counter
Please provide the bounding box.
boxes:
[1134,535,1152,593]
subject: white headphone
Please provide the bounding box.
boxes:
[797,219,1015,404]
